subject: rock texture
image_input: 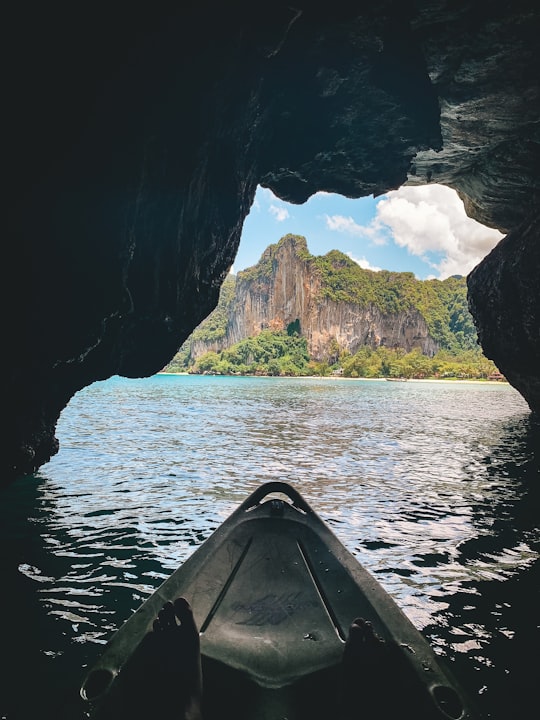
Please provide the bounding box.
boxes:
[192,235,439,361]
[4,2,540,482]
[468,212,540,412]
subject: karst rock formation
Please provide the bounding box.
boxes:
[4,2,540,482]
[189,235,441,361]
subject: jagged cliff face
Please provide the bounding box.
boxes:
[197,237,438,361]
[4,2,540,481]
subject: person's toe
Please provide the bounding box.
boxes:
[158,601,177,628]
[348,622,365,644]
[174,597,199,637]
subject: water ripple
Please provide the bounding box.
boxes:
[1,375,538,719]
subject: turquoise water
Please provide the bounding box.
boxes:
[0,375,538,718]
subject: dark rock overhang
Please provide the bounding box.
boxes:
[4,1,540,483]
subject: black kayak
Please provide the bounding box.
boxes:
[81,481,480,719]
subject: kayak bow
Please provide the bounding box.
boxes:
[81,481,479,719]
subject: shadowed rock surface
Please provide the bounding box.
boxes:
[4,1,540,483]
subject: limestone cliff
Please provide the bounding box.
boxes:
[185,235,454,363]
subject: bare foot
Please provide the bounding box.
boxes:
[343,617,386,662]
[149,597,203,720]
[91,598,203,720]
[339,617,394,719]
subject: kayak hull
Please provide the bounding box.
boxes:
[81,482,480,719]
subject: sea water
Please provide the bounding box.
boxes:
[0,375,538,719]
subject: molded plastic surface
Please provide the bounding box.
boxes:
[81,482,478,719]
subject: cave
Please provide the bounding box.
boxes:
[3,5,540,720]
[4,2,540,481]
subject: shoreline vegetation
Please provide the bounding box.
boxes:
[158,372,507,384]
[162,330,506,382]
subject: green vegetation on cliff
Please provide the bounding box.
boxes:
[237,235,477,351]
[238,234,311,283]
[308,249,475,351]
[163,234,499,378]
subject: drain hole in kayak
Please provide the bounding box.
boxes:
[81,669,115,701]
[432,684,463,719]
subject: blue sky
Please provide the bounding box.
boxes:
[233,184,504,280]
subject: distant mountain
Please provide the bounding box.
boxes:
[168,234,478,369]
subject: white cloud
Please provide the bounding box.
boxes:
[347,252,381,272]
[375,184,504,278]
[323,185,504,278]
[257,187,290,221]
[269,204,290,222]
[325,214,387,245]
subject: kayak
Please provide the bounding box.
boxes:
[81,481,479,719]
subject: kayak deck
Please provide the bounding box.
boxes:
[81,481,479,719]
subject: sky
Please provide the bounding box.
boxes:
[232,184,505,280]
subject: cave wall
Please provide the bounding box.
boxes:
[4,1,540,482]
[468,211,540,411]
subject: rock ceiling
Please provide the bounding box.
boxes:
[4,2,540,482]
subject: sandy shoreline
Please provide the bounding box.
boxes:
[157,371,508,385]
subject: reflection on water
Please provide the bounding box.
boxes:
[0,375,538,719]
